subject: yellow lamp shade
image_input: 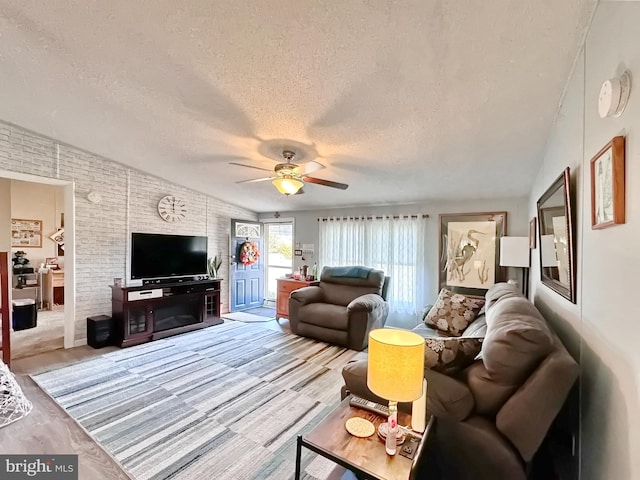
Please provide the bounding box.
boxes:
[367,329,425,402]
[272,176,303,195]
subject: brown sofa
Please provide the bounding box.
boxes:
[341,283,579,479]
[289,266,389,351]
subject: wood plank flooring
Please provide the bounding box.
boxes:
[0,374,131,479]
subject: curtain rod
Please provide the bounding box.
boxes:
[317,214,429,221]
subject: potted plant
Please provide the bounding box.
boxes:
[208,255,222,279]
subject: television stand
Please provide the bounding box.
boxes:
[111,279,222,347]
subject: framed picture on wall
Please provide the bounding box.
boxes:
[438,212,507,296]
[590,136,625,229]
[10,219,42,248]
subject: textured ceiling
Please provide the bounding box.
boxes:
[0,1,595,212]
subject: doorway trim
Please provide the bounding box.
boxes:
[0,169,76,349]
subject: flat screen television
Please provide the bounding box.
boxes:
[131,233,208,280]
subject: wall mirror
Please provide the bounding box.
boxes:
[537,167,576,303]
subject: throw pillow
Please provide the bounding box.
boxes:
[424,289,485,336]
[424,337,483,375]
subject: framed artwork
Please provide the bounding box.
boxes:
[11,219,42,248]
[438,212,507,296]
[590,136,625,229]
[529,218,537,249]
[50,228,65,254]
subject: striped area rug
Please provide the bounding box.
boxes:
[32,321,365,480]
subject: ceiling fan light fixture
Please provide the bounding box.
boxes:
[272,176,303,195]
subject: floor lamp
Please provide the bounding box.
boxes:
[499,237,530,296]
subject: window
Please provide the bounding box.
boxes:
[319,216,429,314]
[264,222,294,301]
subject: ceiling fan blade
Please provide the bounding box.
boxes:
[302,176,349,190]
[229,162,274,173]
[293,160,325,175]
[236,177,274,184]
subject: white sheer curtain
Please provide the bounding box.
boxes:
[319,216,429,315]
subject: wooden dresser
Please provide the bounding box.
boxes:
[276,278,319,319]
[43,269,64,310]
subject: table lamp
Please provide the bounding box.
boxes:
[367,329,425,455]
[499,236,531,296]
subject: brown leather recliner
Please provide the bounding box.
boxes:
[289,266,389,351]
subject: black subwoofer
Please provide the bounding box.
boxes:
[87,315,113,348]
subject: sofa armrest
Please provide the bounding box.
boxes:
[342,359,475,421]
[496,349,579,462]
[347,293,386,313]
[290,286,324,306]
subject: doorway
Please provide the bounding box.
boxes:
[229,219,264,312]
[0,170,75,362]
[263,220,294,303]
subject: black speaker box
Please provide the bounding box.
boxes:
[87,315,113,348]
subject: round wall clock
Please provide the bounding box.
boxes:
[157,195,187,223]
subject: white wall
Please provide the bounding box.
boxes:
[529,2,640,478]
[259,196,529,306]
[0,121,257,345]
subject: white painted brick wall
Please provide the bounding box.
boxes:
[0,120,257,344]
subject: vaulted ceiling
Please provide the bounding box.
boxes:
[0,1,596,212]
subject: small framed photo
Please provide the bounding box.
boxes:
[294,249,303,256]
[45,257,60,269]
[529,218,537,249]
[590,136,625,229]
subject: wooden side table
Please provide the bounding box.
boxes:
[296,397,435,480]
[276,278,319,319]
[43,269,64,310]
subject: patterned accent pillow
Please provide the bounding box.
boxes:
[424,289,485,336]
[424,337,483,375]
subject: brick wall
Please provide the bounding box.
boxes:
[0,120,257,344]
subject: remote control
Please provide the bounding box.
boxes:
[349,395,390,417]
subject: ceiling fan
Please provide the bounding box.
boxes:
[231,150,349,195]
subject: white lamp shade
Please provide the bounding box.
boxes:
[367,329,425,402]
[499,237,530,268]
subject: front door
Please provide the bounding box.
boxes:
[229,219,264,312]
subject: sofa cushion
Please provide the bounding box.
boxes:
[299,303,349,330]
[318,266,384,306]
[484,282,523,311]
[483,295,554,385]
[424,289,485,336]
[319,266,385,306]
[342,359,474,421]
[424,337,483,375]
[465,283,556,415]
[462,310,487,338]
[412,323,451,339]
